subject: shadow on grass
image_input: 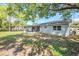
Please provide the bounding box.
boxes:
[48,38,79,56]
[29,33,79,56]
[0,32,79,56]
[0,34,22,50]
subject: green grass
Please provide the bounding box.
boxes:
[0,31,23,44]
[0,31,23,38]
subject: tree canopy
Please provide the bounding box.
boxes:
[0,3,79,30]
[0,5,8,29]
[6,3,79,20]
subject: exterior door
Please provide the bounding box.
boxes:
[32,26,40,32]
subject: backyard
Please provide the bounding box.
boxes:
[0,31,79,56]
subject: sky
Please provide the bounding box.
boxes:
[27,12,79,25]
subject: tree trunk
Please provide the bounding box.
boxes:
[0,19,2,31]
[9,22,10,31]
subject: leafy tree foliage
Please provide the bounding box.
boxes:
[0,5,8,30]
[0,3,79,30]
[7,3,79,20]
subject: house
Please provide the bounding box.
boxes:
[25,20,72,36]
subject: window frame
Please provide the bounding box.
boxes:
[53,26,56,30]
[57,26,61,30]
[53,26,61,31]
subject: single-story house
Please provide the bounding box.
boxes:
[25,20,73,36]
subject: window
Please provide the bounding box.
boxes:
[53,26,56,30]
[57,26,61,30]
[44,26,47,28]
[53,26,61,30]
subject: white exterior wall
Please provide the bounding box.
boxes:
[40,25,69,36]
[26,27,32,32]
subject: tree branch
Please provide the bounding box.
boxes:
[50,6,79,11]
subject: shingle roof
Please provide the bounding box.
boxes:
[39,20,71,26]
[27,20,72,27]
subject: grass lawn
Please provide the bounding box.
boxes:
[0,31,23,44]
[0,31,23,38]
[0,32,79,56]
[0,31,23,46]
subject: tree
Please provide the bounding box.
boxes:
[7,3,79,21]
[0,3,79,31]
[0,5,8,30]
